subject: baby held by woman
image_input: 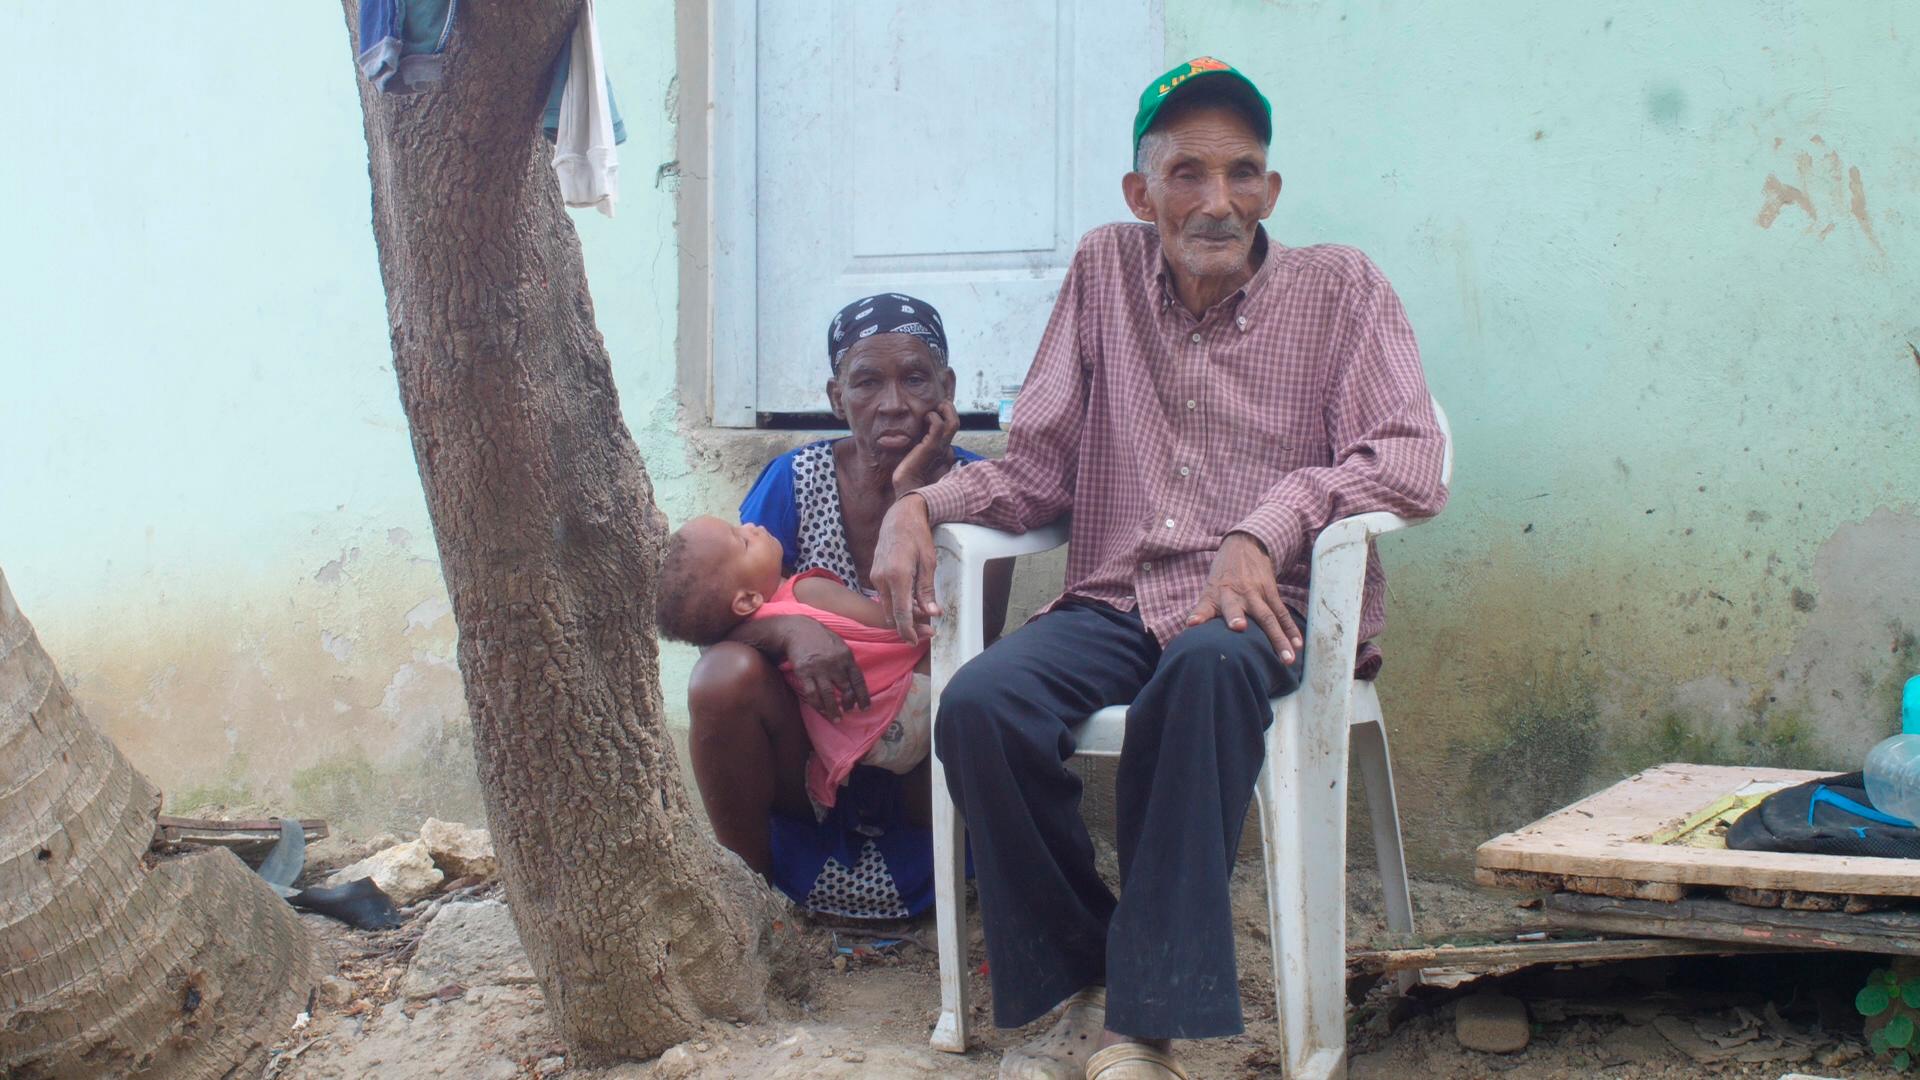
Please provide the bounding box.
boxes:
[655,515,930,814]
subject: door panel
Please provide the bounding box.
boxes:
[748,0,1162,417]
[848,7,1059,257]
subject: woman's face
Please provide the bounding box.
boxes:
[827,335,957,463]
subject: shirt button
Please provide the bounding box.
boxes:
[1178,465,1191,477]
[1164,518,1175,529]
[1185,399,1197,410]
[1189,332,1202,344]
[1236,315,1249,330]
[1140,562,1152,573]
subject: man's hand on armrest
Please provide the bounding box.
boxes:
[724,614,870,720]
[871,492,939,646]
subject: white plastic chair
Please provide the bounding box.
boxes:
[926,399,1453,1079]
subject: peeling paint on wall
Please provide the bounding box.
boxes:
[45,521,482,837]
[1754,135,1885,254]
[1164,1,1920,875]
[1405,508,1920,872]
[0,3,681,841]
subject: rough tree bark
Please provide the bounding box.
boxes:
[342,1,788,1063]
[0,569,315,1079]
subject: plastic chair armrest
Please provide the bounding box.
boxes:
[934,520,1069,569]
[1311,511,1414,555]
[931,520,1067,677]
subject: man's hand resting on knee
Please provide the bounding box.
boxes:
[871,493,940,646]
[1185,532,1303,664]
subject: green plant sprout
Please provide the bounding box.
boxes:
[1857,966,1920,1071]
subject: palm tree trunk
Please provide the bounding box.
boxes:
[0,568,315,1079]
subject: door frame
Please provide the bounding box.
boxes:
[707,0,761,427]
[688,0,1165,428]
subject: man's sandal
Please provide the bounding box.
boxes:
[1084,1041,1191,1080]
[998,987,1108,1080]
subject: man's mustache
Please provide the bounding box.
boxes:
[1184,219,1247,240]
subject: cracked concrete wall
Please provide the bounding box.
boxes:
[4,3,1918,880]
[0,3,1038,841]
[1168,3,1920,872]
[0,3,683,837]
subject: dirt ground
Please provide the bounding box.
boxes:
[261,857,1908,1079]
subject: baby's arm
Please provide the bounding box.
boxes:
[792,575,893,630]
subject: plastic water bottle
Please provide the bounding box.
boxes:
[996,382,1022,432]
[1863,677,1920,824]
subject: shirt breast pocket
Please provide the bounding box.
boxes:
[1225,434,1326,481]
[1283,441,1330,470]
[1203,435,1326,534]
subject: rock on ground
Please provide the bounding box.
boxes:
[1596,1021,1674,1066]
[421,817,499,880]
[400,899,536,999]
[569,1026,960,1079]
[323,838,444,905]
[289,985,555,1080]
[1455,991,1531,1054]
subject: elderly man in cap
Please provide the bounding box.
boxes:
[871,59,1448,1078]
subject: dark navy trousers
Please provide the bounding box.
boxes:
[933,600,1302,1039]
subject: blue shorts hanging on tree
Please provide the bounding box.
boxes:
[358,0,457,95]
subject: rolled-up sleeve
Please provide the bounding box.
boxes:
[1232,270,1449,567]
[914,246,1091,532]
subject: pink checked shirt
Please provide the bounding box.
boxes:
[915,222,1448,675]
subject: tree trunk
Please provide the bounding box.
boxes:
[0,569,315,1079]
[341,1,787,1062]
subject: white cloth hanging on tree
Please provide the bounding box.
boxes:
[552,0,618,218]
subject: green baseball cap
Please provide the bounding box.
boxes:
[1133,57,1272,160]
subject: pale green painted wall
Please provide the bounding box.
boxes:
[1167,2,1920,866]
[3,3,1916,874]
[0,3,691,835]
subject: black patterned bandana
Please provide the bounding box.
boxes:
[827,293,948,373]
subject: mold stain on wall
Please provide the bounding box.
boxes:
[53,523,485,838]
[1425,508,1920,868]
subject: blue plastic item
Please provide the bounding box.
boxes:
[1808,784,1914,829]
[1866,733,1920,825]
[1903,674,1920,736]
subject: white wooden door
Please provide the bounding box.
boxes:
[710,0,1163,424]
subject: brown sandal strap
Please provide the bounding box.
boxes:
[1085,1041,1190,1080]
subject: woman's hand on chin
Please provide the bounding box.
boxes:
[890,401,960,495]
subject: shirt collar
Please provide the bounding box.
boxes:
[1155,225,1282,314]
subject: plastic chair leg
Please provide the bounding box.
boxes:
[1260,721,1350,1079]
[929,751,971,1052]
[1352,720,1413,932]
[1254,763,1289,1064]
[1352,687,1415,994]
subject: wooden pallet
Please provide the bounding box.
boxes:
[1348,933,1803,976]
[1543,892,1920,957]
[1474,763,1920,906]
[155,815,329,852]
